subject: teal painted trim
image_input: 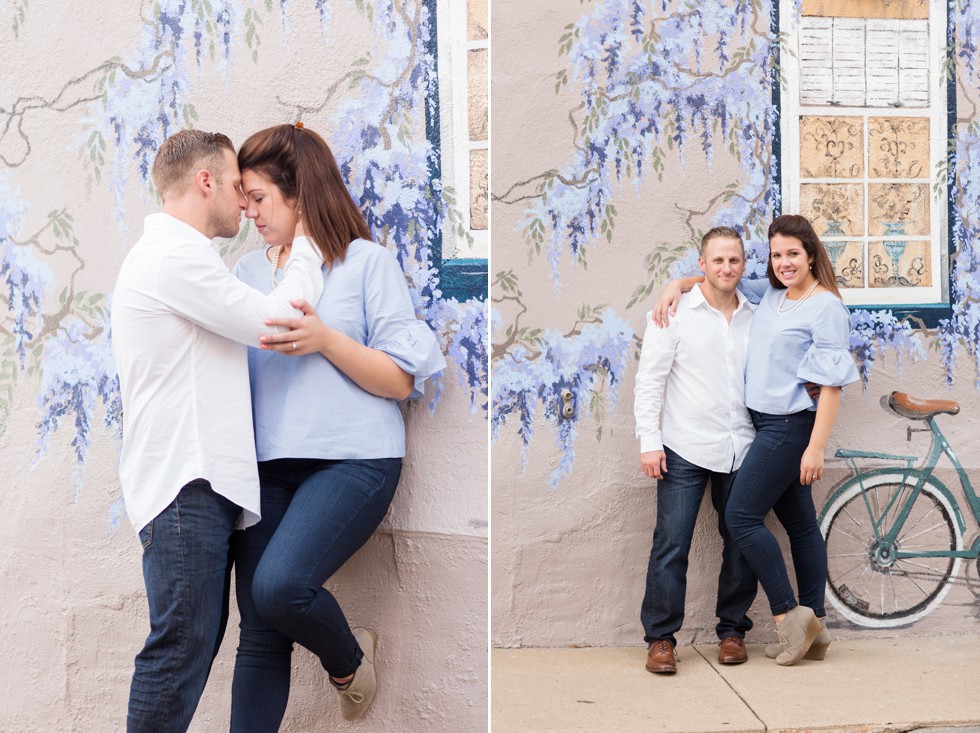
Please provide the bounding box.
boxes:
[896,549,979,559]
[423,0,487,303]
[847,303,951,329]
[835,448,917,466]
[441,258,487,301]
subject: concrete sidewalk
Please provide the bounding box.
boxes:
[492,635,980,732]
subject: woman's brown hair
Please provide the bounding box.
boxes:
[766,214,842,298]
[238,124,372,266]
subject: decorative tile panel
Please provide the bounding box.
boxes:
[823,241,865,288]
[467,0,487,40]
[803,0,928,20]
[868,183,930,236]
[800,115,864,178]
[468,48,488,140]
[869,117,930,178]
[869,240,932,287]
[801,183,865,237]
[470,149,488,230]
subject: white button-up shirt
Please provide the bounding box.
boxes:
[111,213,324,532]
[634,284,756,473]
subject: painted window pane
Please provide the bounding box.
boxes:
[799,18,929,108]
[780,0,947,308]
[803,0,928,21]
[467,0,487,41]
[470,149,488,231]
[869,117,930,178]
[800,116,864,178]
[433,0,488,298]
[468,48,488,142]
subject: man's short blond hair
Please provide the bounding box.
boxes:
[699,226,744,256]
[151,130,235,199]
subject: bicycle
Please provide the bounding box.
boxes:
[819,391,980,628]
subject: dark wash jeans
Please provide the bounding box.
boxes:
[229,457,401,733]
[641,446,757,647]
[725,409,827,617]
[128,479,240,733]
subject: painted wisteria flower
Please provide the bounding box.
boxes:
[848,310,927,387]
[35,315,121,492]
[521,0,779,287]
[493,312,634,487]
[80,0,254,219]
[327,0,488,412]
[0,175,41,366]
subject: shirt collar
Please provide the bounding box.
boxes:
[690,282,752,313]
[144,212,212,247]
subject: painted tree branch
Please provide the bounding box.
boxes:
[0,52,175,168]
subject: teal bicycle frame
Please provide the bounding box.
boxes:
[829,416,980,562]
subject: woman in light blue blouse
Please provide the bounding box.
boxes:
[655,214,859,667]
[228,123,445,730]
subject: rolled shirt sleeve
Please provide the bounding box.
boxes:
[363,247,446,399]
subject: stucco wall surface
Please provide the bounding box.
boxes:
[0,1,487,731]
[491,0,980,649]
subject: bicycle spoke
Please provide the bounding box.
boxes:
[899,558,946,573]
[833,528,867,545]
[897,567,932,599]
[841,506,867,532]
[889,576,900,613]
[832,557,870,581]
[898,521,950,545]
[900,503,939,538]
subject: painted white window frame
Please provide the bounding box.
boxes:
[436,0,489,261]
[778,0,948,307]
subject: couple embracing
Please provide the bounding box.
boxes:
[112,125,445,731]
[634,218,860,673]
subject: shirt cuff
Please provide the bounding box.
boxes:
[289,235,324,265]
[640,435,664,453]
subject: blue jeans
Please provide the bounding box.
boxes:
[128,479,240,733]
[230,457,401,733]
[641,446,757,646]
[725,409,827,616]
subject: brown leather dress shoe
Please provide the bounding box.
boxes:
[646,639,677,674]
[718,636,748,664]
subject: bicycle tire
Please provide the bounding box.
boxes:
[820,472,963,627]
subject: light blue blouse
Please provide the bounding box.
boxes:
[233,239,446,460]
[743,284,859,415]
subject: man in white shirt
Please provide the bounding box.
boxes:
[111,129,324,731]
[634,227,758,674]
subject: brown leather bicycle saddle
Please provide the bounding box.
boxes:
[888,391,960,420]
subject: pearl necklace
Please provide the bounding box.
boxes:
[776,278,819,315]
[270,245,284,288]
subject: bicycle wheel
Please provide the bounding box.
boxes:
[820,472,963,628]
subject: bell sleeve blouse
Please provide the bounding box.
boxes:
[233,238,446,460]
[744,287,859,414]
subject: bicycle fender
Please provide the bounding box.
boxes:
[819,467,968,534]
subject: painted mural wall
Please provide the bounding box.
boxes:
[492,0,980,648]
[0,1,487,730]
